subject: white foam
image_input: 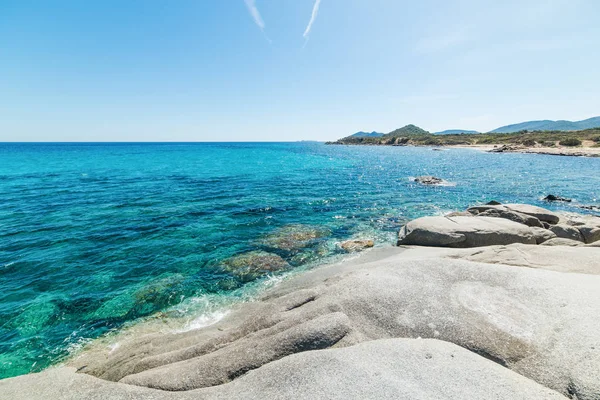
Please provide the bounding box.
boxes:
[108,342,121,354]
[178,310,230,333]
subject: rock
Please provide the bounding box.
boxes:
[561,214,600,228]
[120,312,351,391]
[543,194,572,203]
[488,145,506,153]
[540,238,584,247]
[530,227,557,244]
[64,252,600,399]
[414,176,443,185]
[0,339,567,400]
[436,243,599,274]
[444,211,473,218]
[476,208,544,228]
[578,204,600,211]
[548,224,585,242]
[339,239,374,252]
[222,251,290,281]
[486,200,502,205]
[542,221,552,229]
[259,225,330,252]
[578,225,600,244]
[487,144,521,153]
[502,204,560,224]
[413,176,448,185]
[466,204,503,214]
[397,216,536,248]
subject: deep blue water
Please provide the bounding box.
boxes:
[1,142,599,379]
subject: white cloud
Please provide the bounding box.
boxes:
[244,0,265,30]
[303,0,322,44]
[243,0,272,43]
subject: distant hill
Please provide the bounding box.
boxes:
[491,116,600,133]
[349,131,384,138]
[435,129,479,135]
[385,124,429,137]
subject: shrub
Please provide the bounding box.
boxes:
[521,139,536,146]
[421,137,441,146]
[559,138,582,147]
[593,136,600,143]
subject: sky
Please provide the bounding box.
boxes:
[1,0,599,141]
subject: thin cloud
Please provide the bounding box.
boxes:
[244,0,271,42]
[244,0,265,30]
[303,0,322,45]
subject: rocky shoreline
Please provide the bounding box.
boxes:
[486,144,600,157]
[2,203,600,399]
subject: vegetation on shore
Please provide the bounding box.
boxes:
[328,125,600,148]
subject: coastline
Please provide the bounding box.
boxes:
[340,142,600,157]
[3,202,600,399]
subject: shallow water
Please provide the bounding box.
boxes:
[1,142,599,378]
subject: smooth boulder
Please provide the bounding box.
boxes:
[578,225,600,244]
[540,238,584,247]
[476,208,544,228]
[530,227,557,244]
[502,204,560,224]
[548,224,585,242]
[467,204,560,226]
[397,216,536,248]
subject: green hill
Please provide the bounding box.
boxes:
[491,117,600,133]
[385,124,429,137]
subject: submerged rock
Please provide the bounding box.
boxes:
[259,224,331,252]
[222,251,290,281]
[397,216,536,248]
[339,239,374,252]
[578,204,600,211]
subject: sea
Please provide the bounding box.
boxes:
[1,142,599,379]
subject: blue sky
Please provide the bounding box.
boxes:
[1,0,599,141]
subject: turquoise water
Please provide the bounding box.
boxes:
[1,142,599,379]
